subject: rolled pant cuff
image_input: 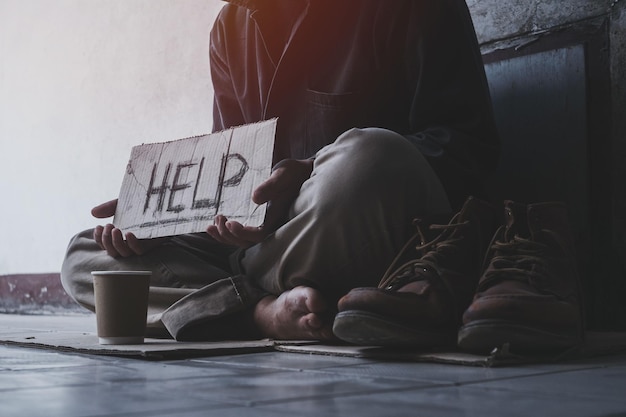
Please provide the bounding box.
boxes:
[160,275,268,341]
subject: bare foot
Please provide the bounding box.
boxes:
[253,286,334,340]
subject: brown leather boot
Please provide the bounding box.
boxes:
[332,197,499,347]
[457,200,585,354]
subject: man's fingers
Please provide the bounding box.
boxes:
[97,226,160,257]
[111,228,133,258]
[252,170,282,205]
[125,233,145,255]
[94,225,105,250]
[205,224,220,241]
[215,216,251,247]
[225,223,258,247]
[253,159,313,205]
[252,162,298,205]
[91,199,118,219]
[101,224,119,257]
[210,215,237,245]
[206,216,261,248]
[225,221,265,245]
[100,224,133,258]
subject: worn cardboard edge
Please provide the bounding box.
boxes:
[0,331,275,360]
[274,332,626,367]
[273,344,499,367]
[130,118,279,148]
[2,331,625,365]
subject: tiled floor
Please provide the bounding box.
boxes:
[1,314,626,417]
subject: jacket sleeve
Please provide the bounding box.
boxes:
[209,6,245,133]
[403,0,500,208]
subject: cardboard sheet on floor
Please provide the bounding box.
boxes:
[2,321,626,366]
[0,329,275,360]
[275,332,626,367]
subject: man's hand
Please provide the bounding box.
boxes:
[92,199,164,258]
[206,158,314,248]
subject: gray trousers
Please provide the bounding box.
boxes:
[61,128,450,340]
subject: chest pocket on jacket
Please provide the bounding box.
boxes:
[304,89,365,156]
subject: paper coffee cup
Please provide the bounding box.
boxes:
[91,271,151,345]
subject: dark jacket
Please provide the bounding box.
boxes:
[210,0,499,209]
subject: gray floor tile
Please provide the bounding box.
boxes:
[0,385,234,417]
[113,406,295,417]
[189,351,374,371]
[471,365,626,402]
[259,384,626,417]
[0,346,98,371]
[160,368,438,406]
[308,359,555,384]
[2,314,626,417]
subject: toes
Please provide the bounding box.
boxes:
[303,313,323,330]
[256,287,335,340]
[292,286,328,314]
[302,314,334,340]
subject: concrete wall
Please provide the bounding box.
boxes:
[469,0,626,327]
[0,0,224,274]
[467,0,611,44]
[610,2,626,271]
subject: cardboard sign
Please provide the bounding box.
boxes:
[113,119,277,239]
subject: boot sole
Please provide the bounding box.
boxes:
[457,320,582,354]
[333,310,455,348]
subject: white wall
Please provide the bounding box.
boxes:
[0,0,224,274]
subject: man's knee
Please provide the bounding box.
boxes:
[61,229,91,281]
[314,127,440,196]
[301,127,450,220]
[60,229,103,307]
[324,127,421,173]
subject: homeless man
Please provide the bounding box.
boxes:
[61,0,499,341]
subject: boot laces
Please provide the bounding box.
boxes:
[379,213,469,290]
[482,234,554,292]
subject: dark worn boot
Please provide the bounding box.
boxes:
[333,197,499,347]
[457,200,584,354]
